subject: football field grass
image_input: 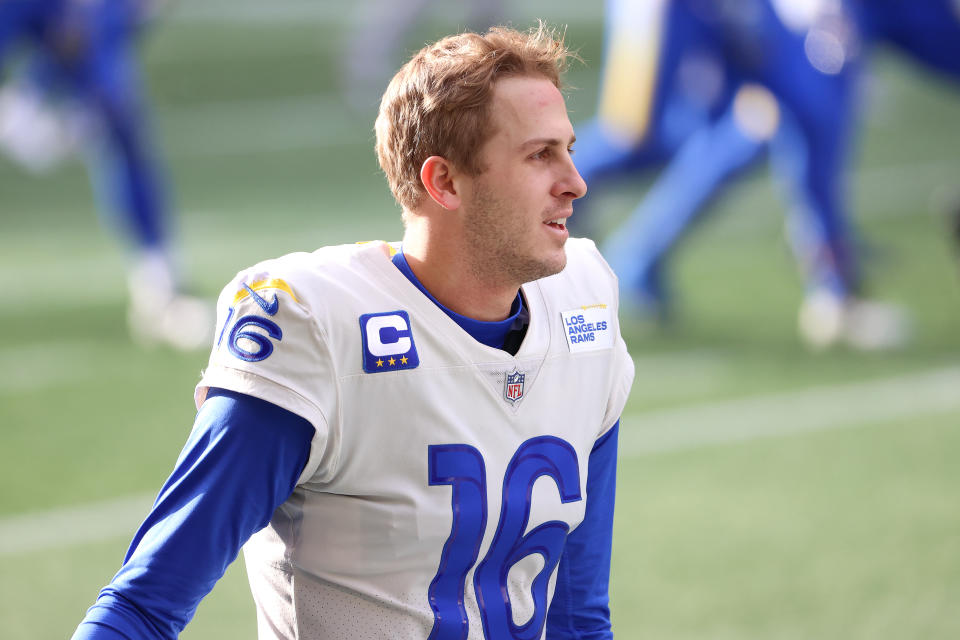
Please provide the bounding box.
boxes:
[2,4,959,638]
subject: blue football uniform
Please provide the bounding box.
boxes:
[590,0,864,311]
[1,0,170,256]
[2,0,214,350]
[589,0,959,320]
[571,0,736,235]
[856,0,960,80]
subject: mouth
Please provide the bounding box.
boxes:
[544,213,571,232]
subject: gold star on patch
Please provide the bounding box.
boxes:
[388,357,396,366]
[376,359,384,367]
[400,356,408,365]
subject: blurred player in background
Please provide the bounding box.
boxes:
[341,0,504,112]
[72,24,634,640]
[578,0,959,350]
[583,0,877,348]
[0,0,211,350]
[570,0,734,240]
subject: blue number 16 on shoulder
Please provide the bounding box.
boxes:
[427,436,582,640]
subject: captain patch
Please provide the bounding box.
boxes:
[561,305,614,353]
[359,310,420,373]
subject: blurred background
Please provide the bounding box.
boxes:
[1,0,958,638]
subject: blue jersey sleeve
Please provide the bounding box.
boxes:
[546,421,619,640]
[71,388,314,640]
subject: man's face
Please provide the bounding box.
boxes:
[459,75,587,287]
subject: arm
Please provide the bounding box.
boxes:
[71,388,314,640]
[546,421,620,640]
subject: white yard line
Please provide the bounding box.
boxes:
[3,365,958,555]
[620,366,960,456]
[0,494,155,556]
[0,342,122,394]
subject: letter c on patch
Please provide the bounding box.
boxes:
[359,310,419,373]
[365,313,411,356]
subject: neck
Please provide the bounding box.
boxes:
[401,219,519,322]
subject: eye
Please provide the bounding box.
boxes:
[530,148,551,161]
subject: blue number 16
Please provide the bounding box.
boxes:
[427,436,582,640]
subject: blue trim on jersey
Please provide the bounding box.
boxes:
[391,249,523,350]
[71,389,313,640]
[546,421,619,639]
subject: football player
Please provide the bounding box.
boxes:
[72,24,635,640]
[0,0,210,350]
[600,0,863,335]
[569,0,736,238]
[580,0,954,349]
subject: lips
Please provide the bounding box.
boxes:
[544,210,572,229]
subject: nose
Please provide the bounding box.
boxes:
[555,155,588,200]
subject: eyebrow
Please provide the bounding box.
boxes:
[520,136,577,150]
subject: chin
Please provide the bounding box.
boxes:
[539,250,568,279]
[553,254,568,274]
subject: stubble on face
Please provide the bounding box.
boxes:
[462,178,567,288]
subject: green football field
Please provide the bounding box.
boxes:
[2,3,959,638]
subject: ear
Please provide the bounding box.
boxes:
[420,156,461,210]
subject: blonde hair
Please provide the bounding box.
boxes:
[375,23,576,210]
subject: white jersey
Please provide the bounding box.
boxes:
[196,238,634,640]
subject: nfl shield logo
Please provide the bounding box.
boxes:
[504,370,525,403]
